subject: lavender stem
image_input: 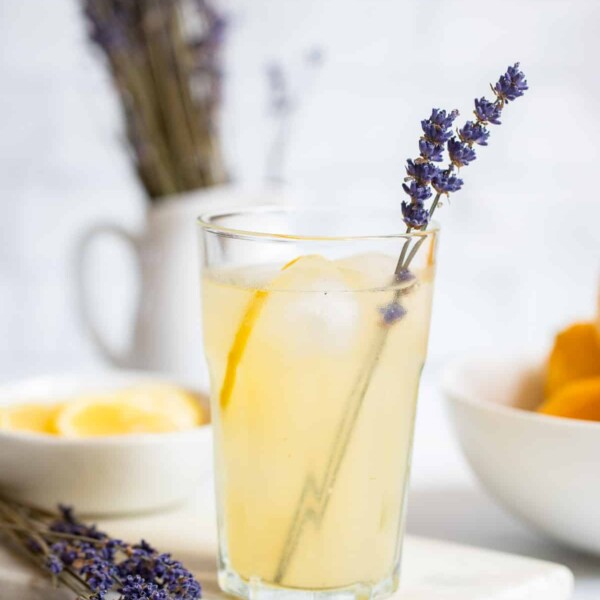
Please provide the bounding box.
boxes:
[274,63,528,583]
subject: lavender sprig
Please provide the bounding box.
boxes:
[274,63,529,583]
[400,62,528,233]
[387,63,528,326]
[0,499,201,600]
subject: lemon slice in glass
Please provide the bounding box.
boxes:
[219,255,360,409]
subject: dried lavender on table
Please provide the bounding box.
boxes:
[0,497,201,599]
[83,0,228,202]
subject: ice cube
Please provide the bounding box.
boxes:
[335,252,398,290]
[259,255,361,355]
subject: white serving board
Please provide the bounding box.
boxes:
[0,485,573,600]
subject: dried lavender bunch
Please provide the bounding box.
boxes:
[0,498,201,600]
[83,0,228,201]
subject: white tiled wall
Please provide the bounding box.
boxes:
[1,0,599,379]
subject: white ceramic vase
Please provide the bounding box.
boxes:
[75,185,286,389]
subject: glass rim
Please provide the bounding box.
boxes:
[197,205,440,242]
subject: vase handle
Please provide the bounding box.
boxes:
[73,223,142,368]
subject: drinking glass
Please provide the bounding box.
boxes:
[198,207,438,600]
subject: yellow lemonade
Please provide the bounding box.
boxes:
[202,253,434,593]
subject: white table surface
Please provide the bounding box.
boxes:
[408,368,600,600]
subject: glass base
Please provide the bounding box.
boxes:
[218,566,400,600]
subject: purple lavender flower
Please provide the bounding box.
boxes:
[161,554,203,599]
[474,97,502,125]
[120,575,169,600]
[26,538,43,554]
[421,108,459,144]
[494,62,529,102]
[379,302,407,325]
[429,108,459,130]
[138,539,156,554]
[405,159,439,185]
[401,201,430,229]
[432,169,464,194]
[58,505,76,524]
[395,268,415,283]
[419,139,444,162]
[45,554,63,576]
[81,556,117,593]
[448,137,477,168]
[50,541,78,566]
[421,120,451,144]
[51,505,105,540]
[195,0,228,45]
[117,546,202,600]
[402,181,433,203]
[83,3,131,53]
[458,121,490,146]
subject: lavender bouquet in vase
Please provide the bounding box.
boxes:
[83,0,228,200]
[75,1,238,382]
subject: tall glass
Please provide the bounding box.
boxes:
[198,207,438,600]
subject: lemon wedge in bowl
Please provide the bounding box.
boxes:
[54,397,178,437]
[118,383,207,430]
[0,403,59,434]
[53,384,207,438]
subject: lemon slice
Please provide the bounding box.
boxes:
[219,255,338,409]
[0,403,59,435]
[220,289,269,409]
[219,255,314,409]
[54,396,185,438]
[118,383,207,428]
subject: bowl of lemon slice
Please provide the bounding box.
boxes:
[0,371,210,515]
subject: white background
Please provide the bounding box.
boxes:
[1,0,599,597]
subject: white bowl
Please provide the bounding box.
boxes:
[0,371,212,516]
[443,356,600,555]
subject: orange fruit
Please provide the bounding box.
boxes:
[545,322,600,397]
[538,377,600,422]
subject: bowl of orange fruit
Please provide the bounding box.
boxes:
[443,315,600,554]
[0,371,210,515]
